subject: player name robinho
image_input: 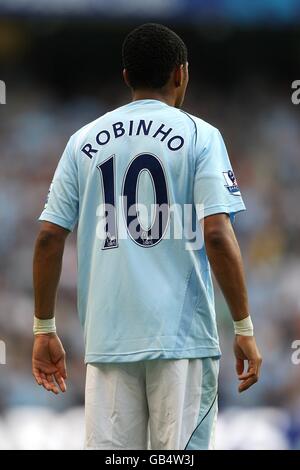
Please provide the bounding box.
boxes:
[81,119,185,159]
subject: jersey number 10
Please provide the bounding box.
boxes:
[97,153,169,250]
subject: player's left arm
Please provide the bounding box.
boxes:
[32,221,70,394]
[194,126,262,393]
[204,213,262,393]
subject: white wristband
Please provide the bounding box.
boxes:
[233,316,254,336]
[33,316,56,335]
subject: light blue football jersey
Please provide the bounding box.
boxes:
[39,99,245,363]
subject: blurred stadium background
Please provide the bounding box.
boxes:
[0,0,300,450]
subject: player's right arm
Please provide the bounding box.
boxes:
[32,136,79,394]
[204,213,262,393]
[32,221,69,395]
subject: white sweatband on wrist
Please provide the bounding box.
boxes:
[233,316,254,336]
[33,316,56,335]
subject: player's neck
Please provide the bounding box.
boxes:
[131,89,176,107]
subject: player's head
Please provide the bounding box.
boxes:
[122,23,188,108]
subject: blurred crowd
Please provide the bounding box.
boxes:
[0,78,300,448]
[0,406,293,450]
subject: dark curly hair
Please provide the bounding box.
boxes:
[122,23,187,90]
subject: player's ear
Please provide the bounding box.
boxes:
[123,69,131,88]
[174,65,184,88]
[184,62,189,83]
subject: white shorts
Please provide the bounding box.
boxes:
[85,357,219,450]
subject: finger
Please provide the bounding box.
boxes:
[238,369,257,380]
[247,360,258,373]
[54,372,67,393]
[238,371,255,380]
[257,358,262,378]
[56,358,67,380]
[40,372,56,393]
[238,361,258,380]
[39,372,52,391]
[41,380,52,392]
[32,369,43,386]
[239,376,258,393]
[46,374,59,394]
[235,358,244,376]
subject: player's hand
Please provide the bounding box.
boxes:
[32,333,67,394]
[234,335,262,393]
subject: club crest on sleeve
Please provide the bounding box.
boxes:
[223,170,241,196]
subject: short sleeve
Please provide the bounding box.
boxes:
[193,128,246,220]
[39,137,79,231]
